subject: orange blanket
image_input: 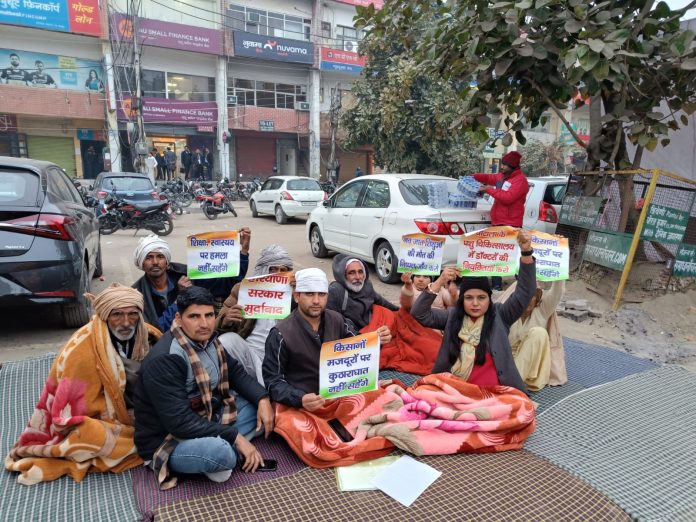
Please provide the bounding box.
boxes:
[273,387,396,468]
[364,305,442,375]
[4,319,161,485]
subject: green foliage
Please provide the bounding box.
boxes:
[355,0,696,169]
[341,15,483,177]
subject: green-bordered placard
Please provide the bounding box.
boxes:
[674,243,696,278]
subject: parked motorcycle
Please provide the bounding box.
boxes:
[197,181,238,220]
[99,192,174,235]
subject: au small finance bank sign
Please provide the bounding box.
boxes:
[232,32,313,64]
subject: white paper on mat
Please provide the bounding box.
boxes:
[372,455,442,507]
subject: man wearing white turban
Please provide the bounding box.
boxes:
[263,268,392,410]
[132,229,251,331]
[217,245,294,384]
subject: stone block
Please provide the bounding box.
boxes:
[564,299,589,311]
[559,309,589,322]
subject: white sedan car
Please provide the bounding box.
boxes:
[250,176,327,224]
[306,174,492,283]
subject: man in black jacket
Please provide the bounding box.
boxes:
[327,254,399,330]
[263,268,391,410]
[134,287,274,487]
[180,145,192,179]
[132,230,250,331]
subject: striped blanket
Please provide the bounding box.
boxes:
[4,318,160,485]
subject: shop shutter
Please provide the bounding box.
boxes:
[236,137,275,177]
[27,136,77,177]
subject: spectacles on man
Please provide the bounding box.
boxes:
[109,311,141,321]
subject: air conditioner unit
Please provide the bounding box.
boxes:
[343,39,358,52]
[247,11,260,24]
[227,95,238,105]
[296,101,310,111]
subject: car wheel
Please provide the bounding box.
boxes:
[275,204,288,225]
[374,241,399,283]
[310,225,329,258]
[250,200,258,217]
[92,242,103,278]
[62,261,92,328]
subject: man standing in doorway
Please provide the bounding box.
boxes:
[181,146,192,179]
[164,147,177,181]
[204,147,214,180]
[473,151,528,291]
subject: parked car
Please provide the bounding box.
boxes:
[523,176,568,233]
[306,174,492,283]
[250,176,327,224]
[0,156,101,327]
[92,171,159,204]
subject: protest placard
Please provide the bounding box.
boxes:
[236,272,293,319]
[457,226,518,276]
[319,332,380,399]
[186,231,240,279]
[398,233,445,275]
[530,231,569,281]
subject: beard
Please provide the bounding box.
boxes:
[110,326,136,341]
[347,280,364,292]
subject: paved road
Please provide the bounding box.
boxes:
[0,204,401,362]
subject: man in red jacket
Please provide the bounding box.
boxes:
[474,151,528,290]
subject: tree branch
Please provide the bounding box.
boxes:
[524,75,588,150]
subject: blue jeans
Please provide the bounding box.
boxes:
[168,395,260,475]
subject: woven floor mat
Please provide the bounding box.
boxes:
[378,369,420,387]
[563,337,658,388]
[530,380,586,413]
[154,450,629,522]
[133,433,306,521]
[526,365,696,521]
[0,353,140,522]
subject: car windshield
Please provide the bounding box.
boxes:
[398,178,459,205]
[287,179,321,191]
[104,177,153,192]
[0,171,40,207]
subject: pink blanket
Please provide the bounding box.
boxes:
[358,373,536,455]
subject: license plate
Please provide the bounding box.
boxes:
[465,223,489,233]
[301,201,317,206]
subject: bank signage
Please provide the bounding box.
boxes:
[320,47,365,74]
[117,97,218,125]
[232,32,313,64]
[111,14,223,56]
[0,0,101,36]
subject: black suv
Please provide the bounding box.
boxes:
[0,157,101,327]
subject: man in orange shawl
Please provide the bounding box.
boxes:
[5,284,161,485]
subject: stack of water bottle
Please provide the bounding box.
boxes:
[427,181,450,208]
[447,176,481,209]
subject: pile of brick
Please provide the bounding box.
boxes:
[556,299,602,322]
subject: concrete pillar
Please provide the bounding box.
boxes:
[102,44,121,172]
[216,56,230,181]
[309,69,321,179]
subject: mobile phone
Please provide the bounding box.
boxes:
[258,459,277,472]
[327,418,354,443]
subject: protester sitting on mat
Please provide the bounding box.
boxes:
[411,229,536,393]
[5,284,161,485]
[264,268,392,410]
[496,280,567,391]
[217,244,294,384]
[134,287,274,489]
[400,271,458,312]
[132,230,250,331]
[327,255,399,329]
